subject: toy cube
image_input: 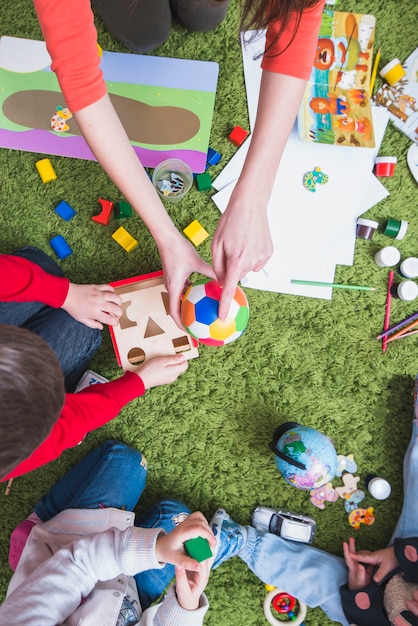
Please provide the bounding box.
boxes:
[112,226,138,252]
[195,172,212,192]
[55,200,76,221]
[36,158,57,184]
[206,147,222,168]
[49,235,72,260]
[228,125,249,147]
[183,220,209,246]
[92,198,114,226]
[184,537,212,562]
[114,201,133,219]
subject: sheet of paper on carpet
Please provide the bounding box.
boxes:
[211,32,390,299]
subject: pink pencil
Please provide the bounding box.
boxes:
[386,328,418,343]
[382,271,394,353]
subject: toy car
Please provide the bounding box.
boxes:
[251,506,316,544]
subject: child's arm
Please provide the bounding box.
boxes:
[1,355,188,481]
[1,522,210,625]
[1,254,122,328]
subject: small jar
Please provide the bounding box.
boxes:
[374,246,400,268]
[396,280,418,301]
[400,257,418,279]
[356,218,379,240]
[366,475,391,500]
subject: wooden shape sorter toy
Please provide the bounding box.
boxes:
[109,271,199,370]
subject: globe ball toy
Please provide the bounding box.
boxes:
[181,279,249,346]
[269,422,338,491]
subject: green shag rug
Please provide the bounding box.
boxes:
[1,1,417,624]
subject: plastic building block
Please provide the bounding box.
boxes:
[184,537,212,562]
[206,147,222,168]
[183,220,209,246]
[49,235,72,260]
[195,172,212,192]
[114,200,133,219]
[92,198,114,226]
[228,125,249,147]
[36,158,57,184]
[55,200,76,221]
[112,226,138,252]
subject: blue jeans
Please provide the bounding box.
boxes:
[34,440,191,610]
[238,394,418,626]
[0,247,101,391]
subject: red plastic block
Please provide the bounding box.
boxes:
[92,198,114,226]
[228,125,249,147]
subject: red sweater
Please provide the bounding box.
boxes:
[33,0,324,113]
[1,255,145,481]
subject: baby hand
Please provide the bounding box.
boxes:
[62,283,122,329]
[137,354,188,390]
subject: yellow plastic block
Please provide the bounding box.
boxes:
[35,158,57,184]
[112,226,138,253]
[183,220,209,246]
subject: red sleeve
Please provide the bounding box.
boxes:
[2,371,145,481]
[0,255,69,307]
[261,1,325,80]
[33,0,107,112]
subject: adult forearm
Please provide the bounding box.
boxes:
[234,70,307,204]
[74,94,179,249]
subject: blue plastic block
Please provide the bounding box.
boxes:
[55,200,76,221]
[50,235,73,260]
[206,147,222,168]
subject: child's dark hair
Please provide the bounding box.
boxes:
[0,325,65,478]
[239,0,323,56]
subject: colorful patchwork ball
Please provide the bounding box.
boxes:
[181,279,249,346]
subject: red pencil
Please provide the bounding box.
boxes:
[382,270,394,353]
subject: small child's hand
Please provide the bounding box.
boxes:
[62,283,122,329]
[137,354,188,390]
[155,512,215,570]
[343,537,374,590]
[349,544,399,583]
[175,558,212,611]
[405,589,418,617]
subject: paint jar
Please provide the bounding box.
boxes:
[356,218,379,240]
[375,157,397,177]
[379,58,406,86]
[374,246,401,268]
[384,218,408,240]
[395,280,418,301]
[152,159,193,203]
[400,258,418,279]
[366,475,391,500]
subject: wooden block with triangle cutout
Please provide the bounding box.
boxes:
[109,271,199,370]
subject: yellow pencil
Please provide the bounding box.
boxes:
[370,47,381,95]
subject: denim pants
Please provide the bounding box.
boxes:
[0,247,101,391]
[34,440,191,610]
[238,396,418,626]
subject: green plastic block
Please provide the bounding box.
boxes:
[114,201,133,219]
[184,536,213,562]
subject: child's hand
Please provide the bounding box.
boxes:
[136,354,188,389]
[406,589,418,616]
[343,537,374,590]
[155,512,215,570]
[62,283,122,329]
[348,544,399,583]
[175,558,212,611]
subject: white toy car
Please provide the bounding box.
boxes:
[251,506,316,544]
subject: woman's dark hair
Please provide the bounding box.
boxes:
[239,0,323,57]
[0,325,65,478]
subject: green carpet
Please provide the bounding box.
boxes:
[1,1,417,623]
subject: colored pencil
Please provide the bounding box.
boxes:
[382,270,394,353]
[386,329,418,343]
[291,280,376,292]
[4,479,13,496]
[376,311,418,340]
[369,47,381,95]
[383,319,418,343]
